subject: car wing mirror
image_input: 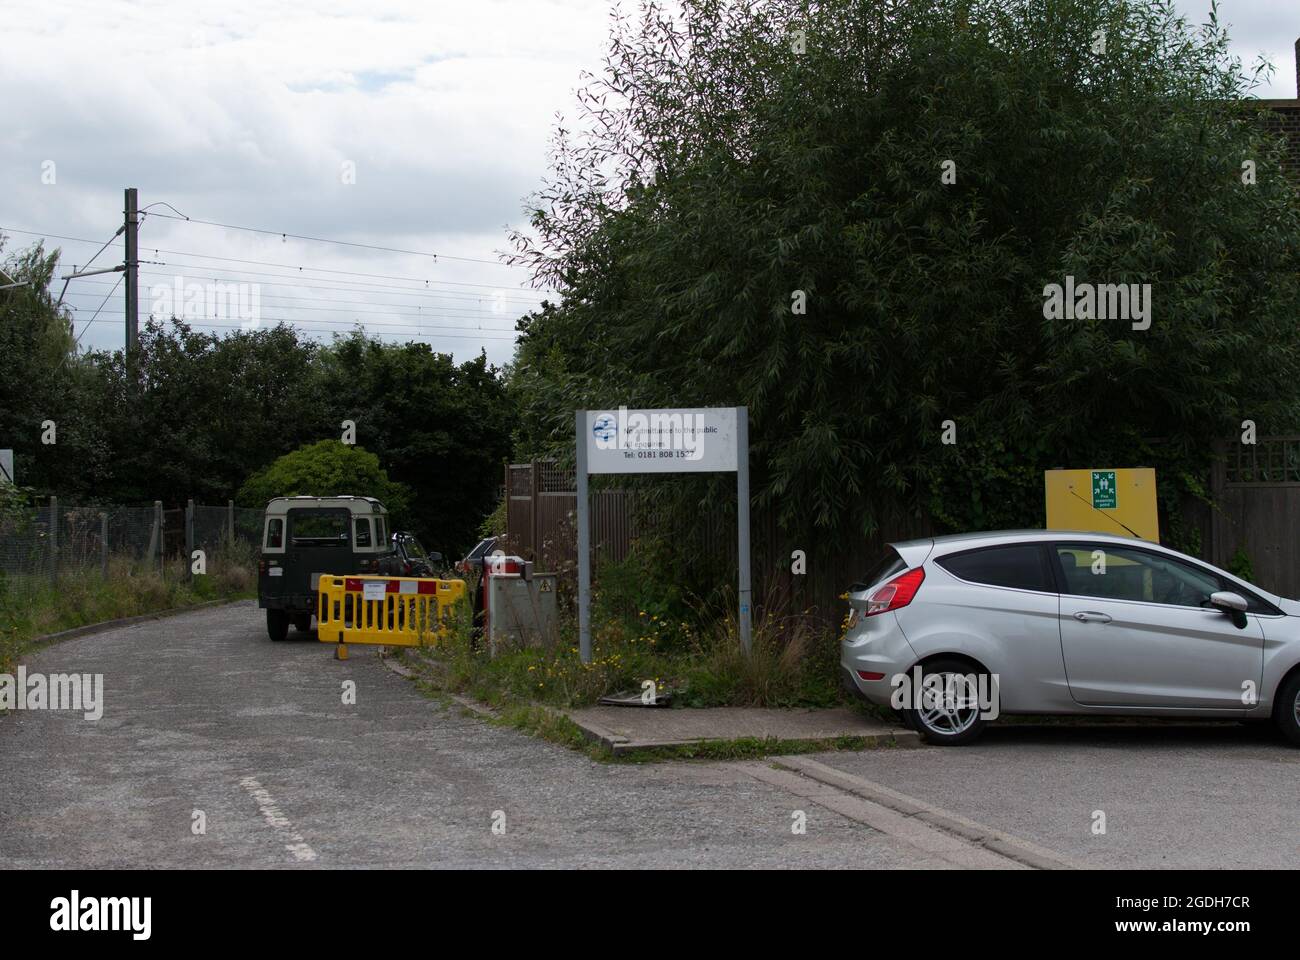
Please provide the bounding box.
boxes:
[1209,590,1248,613]
[1209,591,1250,628]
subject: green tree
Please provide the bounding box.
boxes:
[508,0,1300,544]
[236,440,412,521]
[316,332,513,556]
[93,320,330,505]
[0,238,109,498]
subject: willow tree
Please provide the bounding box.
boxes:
[509,0,1300,546]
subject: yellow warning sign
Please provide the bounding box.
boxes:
[1044,468,1159,542]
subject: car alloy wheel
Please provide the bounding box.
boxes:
[917,679,981,736]
[905,658,990,746]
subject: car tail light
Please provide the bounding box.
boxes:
[857,670,886,681]
[864,567,925,616]
[258,558,267,574]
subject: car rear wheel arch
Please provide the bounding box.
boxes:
[1271,660,1300,701]
[911,651,992,679]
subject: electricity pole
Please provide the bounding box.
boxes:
[124,187,139,359]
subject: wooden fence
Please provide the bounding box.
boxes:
[507,439,1300,622]
[503,461,931,623]
[1201,436,1300,599]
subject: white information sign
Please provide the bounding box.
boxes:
[585,407,738,473]
[362,581,387,602]
[576,406,750,663]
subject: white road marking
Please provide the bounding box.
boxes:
[239,776,318,862]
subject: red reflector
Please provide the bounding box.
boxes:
[857,670,886,681]
[417,580,437,595]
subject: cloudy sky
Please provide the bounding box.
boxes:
[2,0,1296,368]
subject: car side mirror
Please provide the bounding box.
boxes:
[1209,591,1249,629]
[1209,591,1248,613]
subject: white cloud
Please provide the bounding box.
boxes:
[1,0,1296,365]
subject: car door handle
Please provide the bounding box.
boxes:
[1073,611,1112,623]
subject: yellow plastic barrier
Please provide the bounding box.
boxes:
[317,575,466,656]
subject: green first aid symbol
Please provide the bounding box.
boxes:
[1091,470,1117,510]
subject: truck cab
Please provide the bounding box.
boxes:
[258,496,392,641]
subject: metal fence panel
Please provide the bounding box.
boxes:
[0,500,264,583]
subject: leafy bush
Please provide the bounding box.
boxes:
[237,440,412,522]
[1228,545,1254,583]
[507,0,1300,544]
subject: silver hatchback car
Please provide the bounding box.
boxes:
[841,530,1300,745]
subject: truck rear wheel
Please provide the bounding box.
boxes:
[267,609,290,642]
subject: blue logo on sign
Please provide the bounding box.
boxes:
[592,413,617,443]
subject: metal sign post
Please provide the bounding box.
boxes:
[576,410,592,663]
[575,406,750,663]
[736,407,751,655]
[0,449,13,485]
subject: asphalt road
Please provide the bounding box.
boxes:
[813,721,1300,869]
[1,601,1292,869]
[0,602,987,869]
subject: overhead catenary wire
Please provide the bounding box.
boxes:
[0,226,548,297]
[66,272,548,309]
[139,208,521,268]
[3,222,544,349]
[71,275,124,347]
[60,315,521,342]
[92,317,520,341]
[150,256,547,293]
[76,306,519,333]
[61,287,524,324]
[3,216,528,272]
[65,278,540,312]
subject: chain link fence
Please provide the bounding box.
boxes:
[0,499,264,586]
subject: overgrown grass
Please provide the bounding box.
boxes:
[407,552,853,713]
[0,542,257,674]
[396,653,886,763]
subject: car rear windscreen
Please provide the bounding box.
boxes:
[851,548,906,592]
[936,544,1051,592]
[287,509,349,547]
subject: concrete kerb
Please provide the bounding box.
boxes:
[770,755,1080,870]
[29,597,251,650]
[563,705,921,755]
